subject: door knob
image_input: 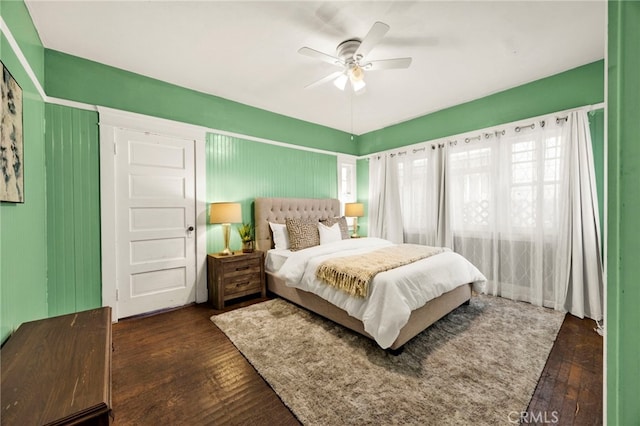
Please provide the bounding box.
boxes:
[187,226,194,232]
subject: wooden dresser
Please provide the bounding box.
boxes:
[1,307,112,425]
[208,251,265,309]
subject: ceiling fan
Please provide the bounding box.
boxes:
[298,21,412,93]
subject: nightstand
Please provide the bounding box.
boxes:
[207,251,265,309]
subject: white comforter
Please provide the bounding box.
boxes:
[275,237,487,349]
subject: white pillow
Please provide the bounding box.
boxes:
[318,222,342,245]
[269,222,290,250]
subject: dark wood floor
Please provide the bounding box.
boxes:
[111,298,602,425]
[525,314,603,425]
[111,297,299,426]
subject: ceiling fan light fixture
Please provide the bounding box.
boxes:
[348,65,366,92]
[333,73,349,91]
[351,78,366,92]
[299,21,411,93]
[349,65,365,82]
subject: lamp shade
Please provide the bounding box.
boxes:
[345,202,364,217]
[209,202,242,224]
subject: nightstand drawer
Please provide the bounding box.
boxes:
[224,272,262,297]
[224,269,261,287]
[221,256,262,275]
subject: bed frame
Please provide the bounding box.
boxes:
[254,197,472,352]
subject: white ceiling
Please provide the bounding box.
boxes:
[25,1,605,135]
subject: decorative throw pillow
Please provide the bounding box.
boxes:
[318,222,342,245]
[320,216,349,240]
[286,217,320,251]
[269,222,290,250]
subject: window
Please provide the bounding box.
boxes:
[509,136,563,231]
[337,155,357,209]
[449,132,564,234]
[449,147,493,231]
[398,156,428,232]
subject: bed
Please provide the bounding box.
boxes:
[255,197,486,352]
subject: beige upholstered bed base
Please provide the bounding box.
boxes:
[267,272,471,350]
[254,197,472,351]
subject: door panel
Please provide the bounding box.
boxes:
[130,238,186,264]
[116,130,196,318]
[129,141,186,169]
[130,267,187,296]
[129,175,186,198]
[130,207,186,231]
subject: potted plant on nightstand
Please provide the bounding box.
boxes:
[238,223,254,253]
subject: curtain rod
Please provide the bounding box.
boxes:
[363,102,605,159]
[515,123,536,132]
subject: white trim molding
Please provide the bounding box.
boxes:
[0,16,47,101]
[98,106,209,141]
[47,96,97,112]
[99,125,118,319]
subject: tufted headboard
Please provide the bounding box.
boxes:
[254,197,341,251]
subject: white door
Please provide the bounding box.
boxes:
[115,129,196,318]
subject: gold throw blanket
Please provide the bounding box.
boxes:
[316,244,449,298]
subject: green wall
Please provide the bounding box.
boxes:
[607,1,640,423]
[44,50,357,156]
[45,104,101,316]
[206,133,338,253]
[0,1,47,342]
[0,1,44,87]
[358,61,604,155]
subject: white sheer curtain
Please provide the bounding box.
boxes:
[555,110,604,320]
[395,145,451,248]
[370,108,604,320]
[448,113,603,319]
[368,154,404,243]
[449,122,566,308]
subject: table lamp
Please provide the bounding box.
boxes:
[210,202,242,255]
[345,202,364,238]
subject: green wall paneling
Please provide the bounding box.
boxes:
[44,50,357,155]
[45,104,101,316]
[358,61,604,155]
[0,18,47,343]
[356,158,369,237]
[206,133,338,253]
[607,1,640,423]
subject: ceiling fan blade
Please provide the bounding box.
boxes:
[365,57,412,71]
[298,47,345,67]
[305,71,344,89]
[354,21,390,60]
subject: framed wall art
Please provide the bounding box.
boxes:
[1,60,24,203]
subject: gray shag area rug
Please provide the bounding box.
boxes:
[211,295,564,425]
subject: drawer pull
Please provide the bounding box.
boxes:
[235,281,251,288]
[234,265,250,271]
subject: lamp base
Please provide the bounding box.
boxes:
[219,223,233,256]
[351,217,359,239]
